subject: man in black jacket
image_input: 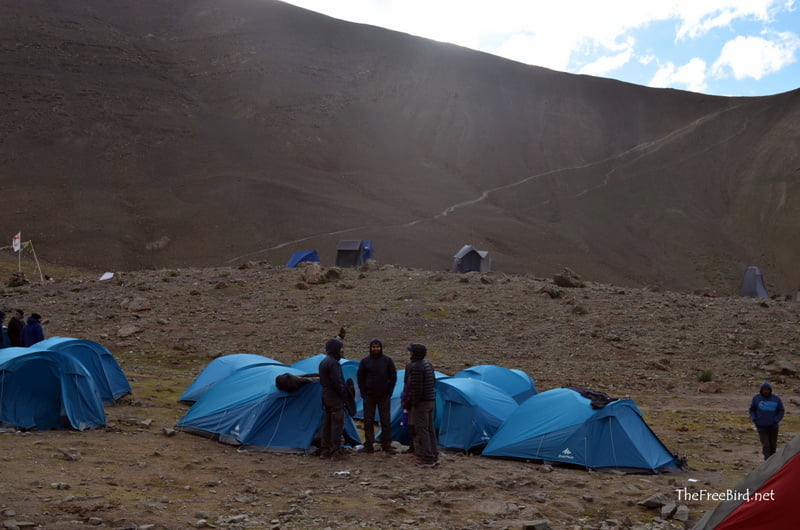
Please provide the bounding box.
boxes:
[7,309,24,347]
[357,338,397,454]
[318,338,350,461]
[404,343,439,467]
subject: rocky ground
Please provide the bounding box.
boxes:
[1,256,799,529]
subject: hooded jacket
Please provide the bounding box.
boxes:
[21,315,44,347]
[357,339,397,399]
[319,339,348,408]
[749,382,785,430]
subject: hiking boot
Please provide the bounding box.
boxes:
[361,444,374,454]
[332,451,351,461]
[381,445,397,455]
[414,459,440,468]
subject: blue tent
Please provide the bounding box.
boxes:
[292,353,361,408]
[436,378,519,452]
[285,250,320,268]
[483,388,683,473]
[180,353,285,404]
[176,364,361,452]
[453,365,537,404]
[739,266,769,298]
[0,347,106,430]
[36,337,131,404]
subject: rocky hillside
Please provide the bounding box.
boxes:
[1,256,799,528]
[1,0,799,293]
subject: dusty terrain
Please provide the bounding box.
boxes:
[2,0,800,292]
[1,256,799,529]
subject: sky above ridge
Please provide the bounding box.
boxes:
[281,0,800,97]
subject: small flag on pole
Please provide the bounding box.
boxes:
[12,232,21,252]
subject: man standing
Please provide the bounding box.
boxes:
[21,312,45,347]
[7,309,24,347]
[318,338,350,461]
[749,381,785,460]
[357,338,397,454]
[404,343,439,467]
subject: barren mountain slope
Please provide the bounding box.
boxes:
[1,0,799,293]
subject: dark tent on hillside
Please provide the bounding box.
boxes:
[739,266,769,298]
[483,387,682,473]
[335,240,372,268]
[37,337,131,404]
[453,245,491,273]
[693,434,800,529]
[0,347,106,430]
[285,250,320,268]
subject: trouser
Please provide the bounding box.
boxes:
[320,403,345,457]
[410,400,437,462]
[758,428,779,460]
[362,394,392,448]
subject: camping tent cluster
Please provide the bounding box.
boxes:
[176,352,682,473]
[0,337,130,431]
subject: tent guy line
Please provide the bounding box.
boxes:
[227,101,747,263]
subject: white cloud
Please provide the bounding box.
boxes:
[578,49,634,77]
[712,32,800,79]
[649,58,709,92]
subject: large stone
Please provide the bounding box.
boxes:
[303,263,326,284]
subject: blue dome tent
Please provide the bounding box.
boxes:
[0,347,106,430]
[285,250,320,268]
[36,337,131,404]
[483,387,683,473]
[180,353,285,404]
[453,365,537,403]
[176,364,360,452]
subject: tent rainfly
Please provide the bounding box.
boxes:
[285,250,320,268]
[36,337,131,404]
[453,245,491,273]
[482,387,683,473]
[0,346,106,430]
[693,434,800,529]
[180,353,285,404]
[453,365,537,404]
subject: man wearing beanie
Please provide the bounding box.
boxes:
[357,338,397,454]
[403,343,439,467]
[318,338,350,460]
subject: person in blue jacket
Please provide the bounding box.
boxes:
[749,381,785,460]
[21,313,45,347]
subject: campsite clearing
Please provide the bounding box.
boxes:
[1,258,799,528]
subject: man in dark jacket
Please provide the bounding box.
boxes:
[749,381,785,460]
[318,338,350,461]
[7,309,24,347]
[403,343,439,467]
[357,338,397,454]
[21,313,45,347]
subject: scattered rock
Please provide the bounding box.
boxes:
[698,382,722,393]
[553,268,584,288]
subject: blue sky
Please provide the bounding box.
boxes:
[281,0,800,97]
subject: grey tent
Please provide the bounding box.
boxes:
[739,266,768,298]
[453,245,491,273]
[336,240,372,267]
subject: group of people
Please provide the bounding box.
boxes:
[318,335,440,468]
[0,309,45,348]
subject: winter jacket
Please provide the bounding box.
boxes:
[21,316,44,347]
[357,344,397,399]
[319,352,348,408]
[749,382,785,430]
[405,358,436,406]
